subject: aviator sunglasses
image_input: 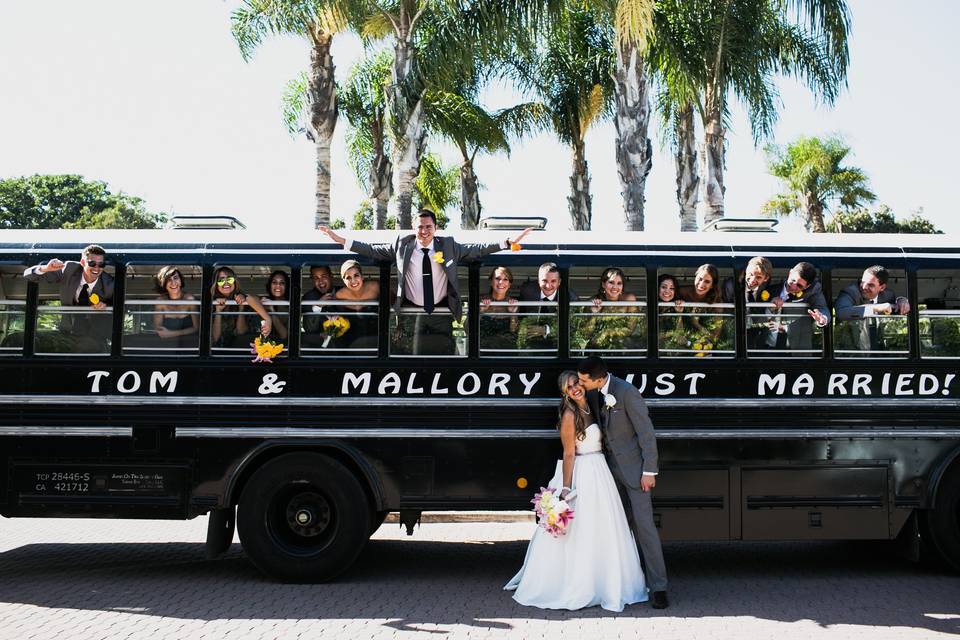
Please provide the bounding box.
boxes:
[216,276,236,286]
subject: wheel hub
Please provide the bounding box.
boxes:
[284,491,331,538]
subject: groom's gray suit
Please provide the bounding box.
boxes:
[589,375,668,591]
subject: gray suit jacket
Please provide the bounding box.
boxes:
[23,261,114,333]
[834,282,900,320]
[349,235,502,321]
[589,375,659,488]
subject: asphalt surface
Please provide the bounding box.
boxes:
[0,516,957,639]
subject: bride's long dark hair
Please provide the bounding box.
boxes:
[557,370,588,441]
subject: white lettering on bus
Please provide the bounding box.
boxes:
[919,373,939,395]
[758,373,786,396]
[457,373,481,395]
[116,371,141,394]
[684,373,706,395]
[430,372,449,394]
[488,373,510,396]
[88,371,110,393]
[852,374,871,396]
[378,372,401,395]
[342,372,371,395]
[895,373,915,395]
[149,371,178,393]
[406,372,424,394]
[519,373,541,395]
[792,374,815,396]
[654,373,675,396]
[827,374,848,395]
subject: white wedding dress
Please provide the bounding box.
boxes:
[504,424,648,612]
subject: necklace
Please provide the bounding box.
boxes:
[577,405,591,415]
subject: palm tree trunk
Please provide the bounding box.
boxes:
[568,139,592,230]
[369,134,392,229]
[613,40,653,231]
[807,198,827,233]
[307,36,336,229]
[459,158,481,230]
[387,35,427,230]
[675,104,699,231]
[701,108,726,227]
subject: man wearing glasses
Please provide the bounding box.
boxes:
[24,244,115,343]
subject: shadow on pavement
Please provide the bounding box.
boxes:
[0,537,957,635]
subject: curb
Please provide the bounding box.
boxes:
[384,511,534,524]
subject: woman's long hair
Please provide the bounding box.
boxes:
[692,263,722,303]
[155,265,183,297]
[264,269,290,299]
[211,266,244,300]
[557,370,587,441]
[595,267,626,301]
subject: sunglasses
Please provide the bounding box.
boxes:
[217,277,236,286]
[86,260,105,268]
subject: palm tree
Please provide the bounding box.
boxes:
[763,135,875,232]
[232,0,361,228]
[506,6,614,230]
[337,51,394,229]
[425,87,547,229]
[583,0,656,230]
[651,0,851,228]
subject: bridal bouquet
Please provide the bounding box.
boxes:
[250,336,284,363]
[320,316,350,348]
[532,487,575,537]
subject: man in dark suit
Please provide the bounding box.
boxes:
[722,256,777,350]
[768,261,830,352]
[23,244,114,348]
[319,211,530,354]
[518,262,564,351]
[834,265,909,352]
[578,356,669,609]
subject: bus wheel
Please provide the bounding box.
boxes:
[925,464,960,572]
[370,509,389,535]
[237,453,371,582]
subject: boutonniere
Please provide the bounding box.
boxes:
[795,289,804,299]
[433,251,445,264]
[89,293,100,306]
[760,290,770,302]
[604,393,617,409]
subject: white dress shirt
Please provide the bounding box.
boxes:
[75,276,100,305]
[403,241,448,307]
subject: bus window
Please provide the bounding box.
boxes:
[34,262,115,356]
[478,265,534,358]
[300,261,378,358]
[390,266,468,357]
[832,266,909,359]
[122,265,201,356]
[745,265,824,359]
[569,266,646,359]
[657,265,734,358]
[211,265,289,358]
[0,266,27,355]
[917,269,960,359]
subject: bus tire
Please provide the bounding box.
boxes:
[237,452,371,583]
[924,463,960,572]
[370,509,389,535]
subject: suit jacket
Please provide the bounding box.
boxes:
[834,282,900,320]
[23,261,114,334]
[349,235,502,321]
[588,375,659,488]
[721,276,777,305]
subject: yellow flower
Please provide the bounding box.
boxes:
[323,316,351,338]
[510,242,522,252]
[795,290,804,298]
[433,251,445,264]
[705,343,713,350]
[251,336,284,362]
[693,342,702,350]
[760,290,770,301]
[88,293,100,305]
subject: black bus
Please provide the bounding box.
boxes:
[1,229,959,581]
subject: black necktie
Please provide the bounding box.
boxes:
[421,248,434,314]
[77,283,90,306]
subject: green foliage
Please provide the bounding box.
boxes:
[339,50,393,188]
[330,218,346,230]
[763,135,875,231]
[826,205,942,234]
[0,175,165,229]
[414,153,457,229]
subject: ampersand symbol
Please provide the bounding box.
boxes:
[258,373,286,395]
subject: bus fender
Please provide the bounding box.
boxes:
[223,440,388,512]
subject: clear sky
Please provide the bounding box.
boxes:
[1,0,957,235]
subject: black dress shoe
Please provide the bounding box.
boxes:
[651,590,669,609]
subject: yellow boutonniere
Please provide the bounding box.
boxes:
[795,290,804,298]
[760,290,770,301]
[510,242,522,252]
[433,251,444,264]
[88,293,100,305]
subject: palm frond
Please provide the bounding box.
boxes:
[282,72,311,136]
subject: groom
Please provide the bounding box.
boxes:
[578,356,669,609]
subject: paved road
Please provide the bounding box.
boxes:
[0,516,957,640]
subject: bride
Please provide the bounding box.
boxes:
[504,371,648,611]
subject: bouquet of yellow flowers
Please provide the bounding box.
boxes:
[250,336,284,363]
[321,315,350,348]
